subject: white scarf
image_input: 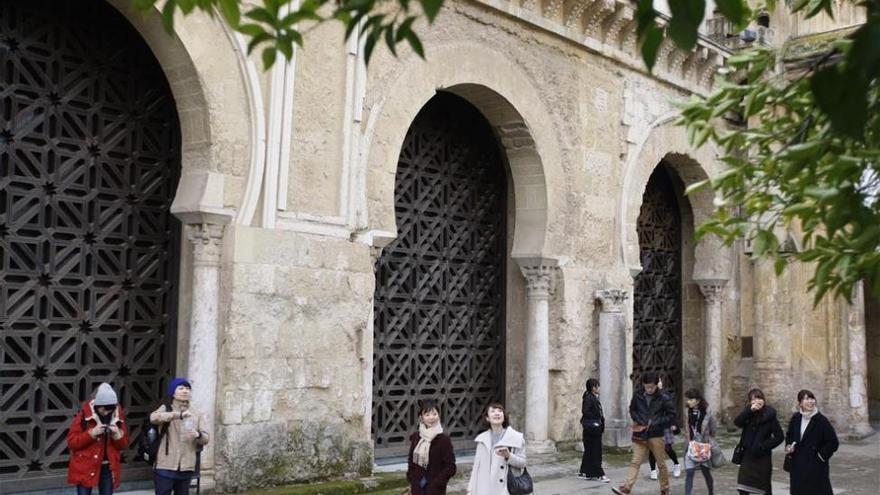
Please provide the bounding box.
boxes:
[414,423,443,468]
[799,408,818,439]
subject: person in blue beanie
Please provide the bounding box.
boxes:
[150,378,209,495]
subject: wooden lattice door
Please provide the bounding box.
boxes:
[633,165,683,406]
[372,93,507,457]
[0,0,181,489]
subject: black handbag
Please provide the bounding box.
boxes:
[731,443,744,465]
[783,453,793,472]
[507,466,534,495]
[731,426,746,465]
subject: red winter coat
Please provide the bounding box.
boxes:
[66,400,129,489]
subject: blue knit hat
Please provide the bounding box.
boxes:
[167,377,191,398]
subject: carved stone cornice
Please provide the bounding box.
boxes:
[595,288,628,313]
[187,223,225,265]
[696,279,727,303]
[517,258,559,299]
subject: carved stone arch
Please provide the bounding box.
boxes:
[619,113,729,281]
[105,0,260,220]
[364,42,561,259]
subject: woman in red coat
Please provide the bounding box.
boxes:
[406,399,457,495]
[67,382,130,495]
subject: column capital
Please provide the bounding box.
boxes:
[595,289,628,313]
[696,279,727,303]
[187,223,226,264]
[516,258,559,298]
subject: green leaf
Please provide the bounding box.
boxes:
[245,8,279,26]
[635,0,657,39]
[247,32,273,54]
[667,0,705,51]
[396,16,417,42]
[262,46,277,70]
[404,30,425,58]
[219,0,241,27]
[640,24,664,73]
[418,0,443,22]
[238,23,266,37]
[384,24,397,57]
[714,0,749,30]
[161,0,176,34]
[774,257,788,276]
[810,66,868,140]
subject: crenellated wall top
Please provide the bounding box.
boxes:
[474,0,730,94]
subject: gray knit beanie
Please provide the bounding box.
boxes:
[94,382,118,406]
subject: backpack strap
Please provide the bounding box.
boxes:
[162,403,171,456]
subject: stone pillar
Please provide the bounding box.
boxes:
[697,279,726,420]
[595,288,630,447]
[184,221,227,489]
[518,258,557,453]
[847,281,874,437]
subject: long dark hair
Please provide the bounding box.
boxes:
[685,388,708,411]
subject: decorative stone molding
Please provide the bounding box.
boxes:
[187,223,225,265]
[697,280,726,303]
[519,262,557,298]
[595,288,628,313]
[476,0,728,93]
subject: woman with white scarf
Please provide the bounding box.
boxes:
[784,390,839,495]
[407,399,457,495]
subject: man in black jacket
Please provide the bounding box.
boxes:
[612,372,677,495]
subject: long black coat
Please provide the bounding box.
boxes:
[785,412,839,495]
[581,392,605,435]
[734,405,784,495]
[406,431,457,495]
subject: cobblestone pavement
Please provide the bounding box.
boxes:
[444,433,879,495]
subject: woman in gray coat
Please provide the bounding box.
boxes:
[683,388,716,495]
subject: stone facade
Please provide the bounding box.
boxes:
[61,0,878,491]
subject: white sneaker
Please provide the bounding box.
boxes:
[599,475,611,483]
[673,464,681,478]
[650,469,658,480]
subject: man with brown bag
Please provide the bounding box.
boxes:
[612,372,677,495]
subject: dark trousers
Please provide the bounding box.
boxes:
[649,443,679,469]
[154,473,192,495]
[579,430,605,477]
[685,466,714,495]
[76,464,113,495]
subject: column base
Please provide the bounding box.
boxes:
[198,469,216,494]
[602,419,632,448]
[848,423,875,440]
[527,439,558,456]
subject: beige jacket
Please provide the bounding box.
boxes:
[150,403,210,472]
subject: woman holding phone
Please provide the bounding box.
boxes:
[66,382,130,495]
[467,402,527,495]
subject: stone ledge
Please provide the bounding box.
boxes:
[239,473,407,495]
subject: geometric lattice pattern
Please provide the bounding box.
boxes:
[633,165,683,407]
[373,93,506,457]
[0,1,181,489]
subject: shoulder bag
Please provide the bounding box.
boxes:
[507,466,534,495]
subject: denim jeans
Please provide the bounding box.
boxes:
[154,472,193,495]
[76,464,113,495]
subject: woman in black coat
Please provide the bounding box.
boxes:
[406,399,457,495]
[734,388,784,495]
[578,378,609,482]
[785,390,839,495]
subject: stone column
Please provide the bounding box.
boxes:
[184,221,227,489]
[697,279,726,420]
[518,259,557,453]
[595,288,630,447]
[847,281,874,437]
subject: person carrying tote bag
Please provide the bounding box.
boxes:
[467,402,529,495]
[683,389,717,495]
